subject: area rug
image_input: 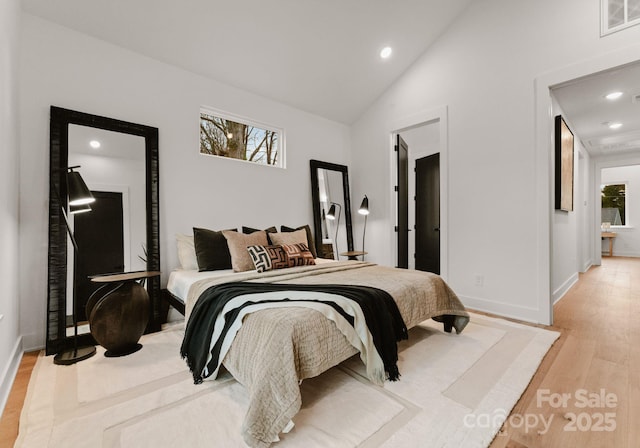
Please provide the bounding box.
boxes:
[15,313,559,448]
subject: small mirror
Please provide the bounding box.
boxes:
[310,160,354,259]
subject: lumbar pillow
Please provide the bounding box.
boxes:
[246,245,289,273]
[222,230,269,272]
[247,243,315,272]
[193,227,237,271]
[176,234,198,270]
[280,224,317,259]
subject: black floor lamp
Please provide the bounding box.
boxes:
[326,202,342,259]
[54,166,97,366]
[358,195,369,260]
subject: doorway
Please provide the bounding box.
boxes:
[73,190,125,321]
[396,134,409,268]
[395,116,445,274]
[415,153,440,273]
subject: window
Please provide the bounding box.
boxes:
[601,183,627,226]
[200,107,284,168]
[602,0,640,35]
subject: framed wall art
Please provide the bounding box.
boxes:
[554,115,574,212]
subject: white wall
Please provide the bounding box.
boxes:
[19,14,351,350]
[350,0,640,324]
[550,97,592,304]
[601,164,640,257]
[0,0,22,417]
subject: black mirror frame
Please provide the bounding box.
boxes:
[46,106,160,355]
[309,159,354,258]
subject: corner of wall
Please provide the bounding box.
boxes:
[0,336,23,418]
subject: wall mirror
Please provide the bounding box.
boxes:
[310,160,354,259]
[47,106,160,355]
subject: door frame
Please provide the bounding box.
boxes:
[65,183,131,313]
[388,106,449,280]
[535,45,640,326]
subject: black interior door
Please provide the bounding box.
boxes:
[74,191,125,321]
[396,135,409,268]
[415,153,440,274]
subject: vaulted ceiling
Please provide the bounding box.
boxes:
[22,0,476,124]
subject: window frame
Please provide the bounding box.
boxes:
[601,181,629,227]
[601,0,640,36]
[199,106,286,169]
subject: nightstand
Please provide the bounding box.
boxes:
[87,271,160,357]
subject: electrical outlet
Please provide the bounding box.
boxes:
[474,274,484,287]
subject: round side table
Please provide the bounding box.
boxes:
[87,271,160,357]
[339,251,368,261]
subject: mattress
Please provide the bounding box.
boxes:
[167,258,337,303]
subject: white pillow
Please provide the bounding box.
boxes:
[176,234,198,270]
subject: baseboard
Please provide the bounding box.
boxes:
[20,332,44,353]
[553,272,579,305]
[603,251,640,258]
[459,294,545,325]
[582,260,592,273]
[0,336,23,418]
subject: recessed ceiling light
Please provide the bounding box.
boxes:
[609,122,623,129]
[380,46,392,59]
[605,91,623,100]
[89,140,101,149]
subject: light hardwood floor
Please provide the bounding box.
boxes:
[490,257,639,448]
[1,257,637,447]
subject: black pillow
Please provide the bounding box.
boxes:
[242,226,277,234]
[242,226,277,244]
[280,224,317,259]
[193,227,237,271]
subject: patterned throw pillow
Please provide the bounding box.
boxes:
[247,245,289,273]
[247,244,316,272]
[282,243,315,267]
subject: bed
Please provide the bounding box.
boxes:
[166,259,469,448]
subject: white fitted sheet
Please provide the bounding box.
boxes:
[167,269,237,302]
[167,258,336,302]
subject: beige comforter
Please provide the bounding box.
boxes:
[185,261,469,448]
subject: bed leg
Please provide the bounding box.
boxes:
[442,315,455,333]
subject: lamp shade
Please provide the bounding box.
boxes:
[358,195,369,215]
[327,204,337,220]
[69,203,92,214]
[67,167,95,206]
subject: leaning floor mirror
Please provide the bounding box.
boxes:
[47,106,160,356]
[310,160,354,259]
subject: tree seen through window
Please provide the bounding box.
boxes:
[200,111,280,166]
[601,183,626,226]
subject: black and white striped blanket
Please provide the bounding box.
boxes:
[180,281,408,386]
